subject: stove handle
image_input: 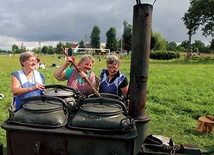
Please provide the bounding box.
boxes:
[33,141,40,155]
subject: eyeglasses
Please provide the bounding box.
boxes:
[27,59,36,63]
[107,66,119,70]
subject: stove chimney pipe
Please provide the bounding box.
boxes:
[129,3,153,153]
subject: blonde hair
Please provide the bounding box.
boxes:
[79,54,95,64]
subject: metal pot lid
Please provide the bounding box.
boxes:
[43,89,75,97]
[80,103,122,114]
[88,93,121,99]
[23,100,62,111]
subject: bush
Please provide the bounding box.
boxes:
[150,51,180,60]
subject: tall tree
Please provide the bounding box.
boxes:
[192,40,206,52]
[210,38,214,53]
[118,39,122,51]
[56,42,64,54]
[64,42,73,49]
[166,42,177,51]
[42,45,48,55]
[182,0,214,57]
[122,21,132,53]
[176,45,185,52]
[48,46,55,55]
[12,44,19,54]
[78,40,85,48]
[105,27,118,52]
[182,2,198,57]
[180,40,190,51]
[151,32,166,51]
[182,0,214,37]
[90,25,101,49]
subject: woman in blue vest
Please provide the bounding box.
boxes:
[99,55,129,98]
[11,51,45,110]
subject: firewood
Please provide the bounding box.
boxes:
[197,116,214,133]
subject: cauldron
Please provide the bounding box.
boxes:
[68,97,134,133]
[43,84,85,114]
[8,95,68,128]
[88,93,128,107]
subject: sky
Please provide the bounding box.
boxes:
[0,0,212,51]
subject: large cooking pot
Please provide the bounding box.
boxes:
[43,84,86,113]
[88,93,128,107]
[67,98,135,133]
[8,95,68,128]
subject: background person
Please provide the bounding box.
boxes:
[54,54,98,96]
[36,56,40,69]
[39,62,47,69]
[99,55,129,98]
[98,55,102,62]
[51,62,59,68]
[58,55,61,62]
[11,51,45,110]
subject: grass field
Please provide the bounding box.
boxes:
[0,53,214,154]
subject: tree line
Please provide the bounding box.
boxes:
[7,25,213,55]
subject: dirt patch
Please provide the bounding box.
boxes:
[180,52,213,57]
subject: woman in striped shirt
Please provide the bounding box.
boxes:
[54,54,98,96]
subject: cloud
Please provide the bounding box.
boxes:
[0,0,212,50]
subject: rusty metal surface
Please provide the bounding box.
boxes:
[129,4,153,120]
[129,4,153,154]
[2,121,137,155]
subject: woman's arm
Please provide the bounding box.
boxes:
[12,75,44,96]
[53,64,68,81]
[119,76,129,98]
[121,85,129,98]
[53,57,73,81]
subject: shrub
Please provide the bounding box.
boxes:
[150,51,180,60]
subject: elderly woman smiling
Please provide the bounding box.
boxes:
[11,51,45,110]
[99,55,129,98]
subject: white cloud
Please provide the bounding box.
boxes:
[0,0,212,50]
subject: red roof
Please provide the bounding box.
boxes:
[72,43,79,48]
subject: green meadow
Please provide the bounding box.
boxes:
[0,54,213,154]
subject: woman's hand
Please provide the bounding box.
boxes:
[31,83,45,91]
[79,71,87,79]
[66,57,74,65]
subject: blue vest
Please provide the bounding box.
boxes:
[12,70,45,110]
[99,69,125,96]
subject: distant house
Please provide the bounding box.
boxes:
[72,43,79,53]
[71,43,107,54]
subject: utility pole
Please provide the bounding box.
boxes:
[120,36,123,53]
[85,34,87,48]
[38,41,41,54]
